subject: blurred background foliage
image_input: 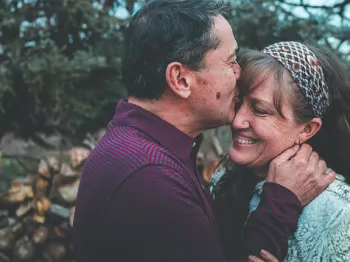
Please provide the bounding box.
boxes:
[0,0,349,144]
[0,2,349,260]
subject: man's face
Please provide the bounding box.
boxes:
[189,15,240,129]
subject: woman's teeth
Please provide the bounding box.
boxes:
[235,137,257,144]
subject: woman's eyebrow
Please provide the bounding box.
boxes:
[249,96,277,111]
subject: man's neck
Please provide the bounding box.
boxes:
[128,96,203,138]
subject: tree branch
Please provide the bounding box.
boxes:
[278,0,350,10]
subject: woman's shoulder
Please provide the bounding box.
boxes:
[301,173,350,218]
[323,173,350,203]
[209,167,227,198]
[210,167,227,185]
[289,173,350,262]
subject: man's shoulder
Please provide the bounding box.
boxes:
[84,125,186,177]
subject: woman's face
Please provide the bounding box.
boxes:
[229,72,306,171]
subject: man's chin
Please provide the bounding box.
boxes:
[203,112,235,129]
[218,118,234,127]
[226,113,235,124]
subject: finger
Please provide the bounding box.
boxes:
[248,255,264,262]
[308,152,320,169]
[294,143,313,161]
[315,169,336,195]
[261,249,279,262]
[324,170,336,184]
[272,144,300,164]
[318,159,327,174]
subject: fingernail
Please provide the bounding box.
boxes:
[261,249,268,256]
[325,168,332,174]
[248,255,257,262]
[294,145,300,149]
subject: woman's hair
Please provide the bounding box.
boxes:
[212,43,350,259]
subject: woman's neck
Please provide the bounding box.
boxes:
[250,165,269,180]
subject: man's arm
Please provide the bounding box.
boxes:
[243,183,302,261]
[243,144,335,261]
[104,164,226,261]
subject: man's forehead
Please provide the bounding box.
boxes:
[226,45,239,61]
[225,34,238,56]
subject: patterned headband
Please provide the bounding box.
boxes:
[261,41,330,118]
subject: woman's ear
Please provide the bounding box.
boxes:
[298,118,322,143]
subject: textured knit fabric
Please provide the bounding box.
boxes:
[249,174,350,262]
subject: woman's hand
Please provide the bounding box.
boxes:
[248,250,279,262]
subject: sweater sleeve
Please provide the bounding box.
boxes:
[242,182,302,261]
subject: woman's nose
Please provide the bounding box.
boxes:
[232,102,250,130]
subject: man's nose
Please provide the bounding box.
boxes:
[232,103,250,130]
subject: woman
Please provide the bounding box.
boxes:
[211,41,350,262]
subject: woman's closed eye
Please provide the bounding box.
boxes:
[253,106,269,115]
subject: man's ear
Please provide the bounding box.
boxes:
[298,118,322,144]
[165,62,193,99]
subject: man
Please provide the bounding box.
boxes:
[73,0,335,261]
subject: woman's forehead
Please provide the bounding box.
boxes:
[246,75,278,99]
[241,68,294,94]
[240,71,275,95]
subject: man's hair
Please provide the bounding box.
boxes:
[121,0,229,99]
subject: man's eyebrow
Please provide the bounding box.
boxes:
[226,47,240,61]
